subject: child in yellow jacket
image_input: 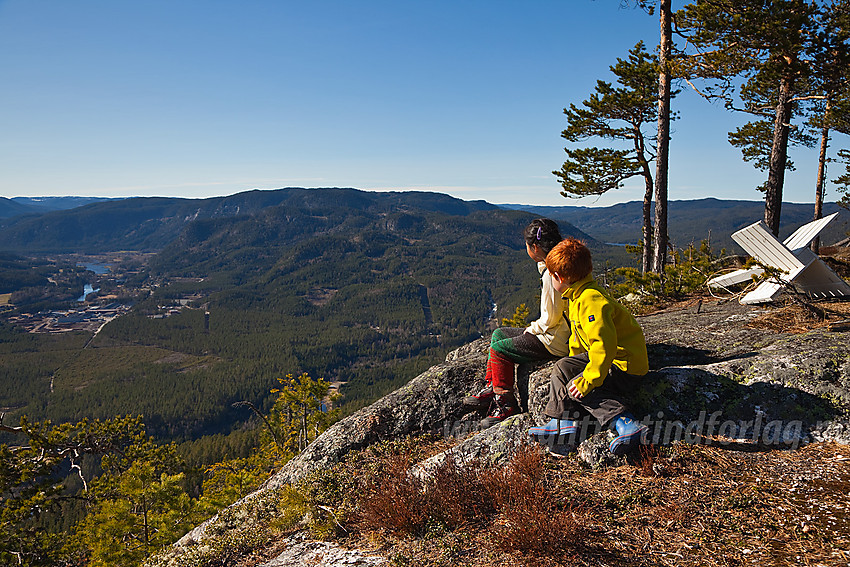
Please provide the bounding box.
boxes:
[528,238,649,456]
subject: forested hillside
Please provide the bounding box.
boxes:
[0,189,620,448]
[0,188,500,253]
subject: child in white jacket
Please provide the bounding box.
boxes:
[464,219,570,426]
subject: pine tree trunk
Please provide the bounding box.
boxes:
[652,0,672,274]
[142,495,150,555]
[764,75,794,236]
[811,112,829,254]
[642,177,653,274]
[635,120,654,275]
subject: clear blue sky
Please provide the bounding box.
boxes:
[0,0,835,207]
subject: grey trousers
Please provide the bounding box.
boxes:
[543,353,641,428]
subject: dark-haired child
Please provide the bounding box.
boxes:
[464,218,571,427]
[528,238,649,456]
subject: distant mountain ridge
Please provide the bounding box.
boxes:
[0,196,121,219]
[13,196,120,212]
[0,197,36,219]
[501,198,850,251]
[0,188,510,254]
[3,190,847,255]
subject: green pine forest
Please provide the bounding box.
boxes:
[0,192,634,564]
[0,197,618,447]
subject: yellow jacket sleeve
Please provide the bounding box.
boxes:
[571,293,617,396]
[564,275,649,396]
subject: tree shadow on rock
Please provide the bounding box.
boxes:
[646,342,758,368]
[630,366,841,450]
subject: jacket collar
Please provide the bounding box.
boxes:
[563,274,595,301]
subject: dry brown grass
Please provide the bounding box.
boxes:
[746,298,850,334]
[357,444,585,555]
[488,445,584,556]
[344,440,850,567]
[426,454,494,529]
[357,452,429,536]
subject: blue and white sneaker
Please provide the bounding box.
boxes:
[528,418,578,442]
[609,414,649,455]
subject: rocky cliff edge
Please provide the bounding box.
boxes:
[149,298,850,567]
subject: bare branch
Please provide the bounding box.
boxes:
[68,449,89,493]
[788,94,828,103]
[232,400,281,449]
[682,77,715,100]
[0,412,23,434]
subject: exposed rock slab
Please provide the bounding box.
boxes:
[415,300,850,472]
[257,532,385,567]
[177,338,489,547]
[162,299,850,565]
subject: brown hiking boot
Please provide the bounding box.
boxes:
[462,383,494,409]
[479,394,520,428]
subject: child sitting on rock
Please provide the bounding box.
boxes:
[464,218,571,427]
[528,238,649,456]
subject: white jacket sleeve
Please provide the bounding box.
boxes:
[526,263,561,336]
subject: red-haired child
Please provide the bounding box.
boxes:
[528,238,649,456]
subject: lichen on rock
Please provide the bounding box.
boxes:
[152,298,850,567]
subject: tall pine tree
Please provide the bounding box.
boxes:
[677,0,819,235]
[807,0,850,250]
[554,42,677,273]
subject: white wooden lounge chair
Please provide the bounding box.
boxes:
[707,212,850,304]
